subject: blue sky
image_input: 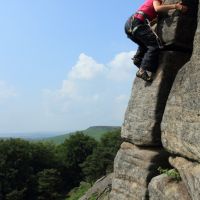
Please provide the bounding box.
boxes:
[0,0,141,136]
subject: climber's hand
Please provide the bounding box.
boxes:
[175,2,188,13]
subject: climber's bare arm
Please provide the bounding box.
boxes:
[153,0,188,13]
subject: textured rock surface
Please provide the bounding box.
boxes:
[110,142,170,200]
[148,174,191,200]
[80,174,113,200]
[161,4,200,162]
[170,157,200,200]
[157,0,198,50]
[121,51,190,146]
[111,0,199,199]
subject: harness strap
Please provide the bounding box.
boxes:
[131,24,143,35]
[128,14,146,36]
[135,11,149,21]
[132,11,164,49]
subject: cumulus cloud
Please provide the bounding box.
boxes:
[58,80,78,98]
[68,53,105,80]
[0,81,17,102]
[43,51,136,127]
[107,51,136,81]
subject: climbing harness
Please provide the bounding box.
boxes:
[129,11,164,49]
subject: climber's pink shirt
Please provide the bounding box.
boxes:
[134,0,162,21]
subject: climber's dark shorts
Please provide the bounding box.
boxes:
[124,16,160,73]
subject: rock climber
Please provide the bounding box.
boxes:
[124,0,188,82]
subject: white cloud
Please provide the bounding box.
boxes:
[107,51,136,81]
[43,80,79,114]
[58,80,78,98]
[43,51,136,127]
[0,80,17,102]
[68,53,105,80]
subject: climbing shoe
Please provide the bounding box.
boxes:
[136,70,153,82]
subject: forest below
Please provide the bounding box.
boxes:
[0,129,121,200]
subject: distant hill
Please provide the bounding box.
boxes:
[40,126,121,144]
[0,131,71,140]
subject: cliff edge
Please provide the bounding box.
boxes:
[110,0,199,199]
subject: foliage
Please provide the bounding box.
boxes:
[81,129,121,183]
[58,133,98,187]
[30,142,58,172]
[0,129,121,200]
[83,126,120,141]
[5,188,27,200]
[158,167,181,181]
[88,195,98,200]
[0,139,36,200]
[37,169,63,200]
[0,139,62,200]
[41,126,120,144]
[61,132,97,168]
[65,182,91,200]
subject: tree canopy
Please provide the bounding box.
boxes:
[0,129,121,199]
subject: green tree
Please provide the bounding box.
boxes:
[80,129,121,183]
[5,188,26,200]
[37,169,63,200]
[58,132,98,187]
[0,139,63,200]
[0,139,34,200]
[30,142,58,173]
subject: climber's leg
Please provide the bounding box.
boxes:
[133,24,160,73]
[132,43,147,68]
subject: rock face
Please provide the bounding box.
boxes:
[110,0,200,200]
[157,0,198,50]
[161,3,200,162]
[121,0,198,147]
[148,174,191,200]
[121,51,190,146]
[80,174,113,200]
[170,157,200,200]
[110,142,170,200]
